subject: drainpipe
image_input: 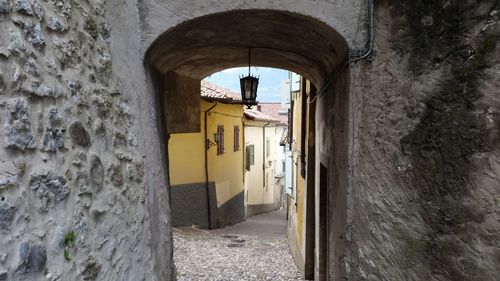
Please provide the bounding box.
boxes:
[288,72,293,151]
[204,102,218,229]
[242,116,247,217]
[262,121,271,189]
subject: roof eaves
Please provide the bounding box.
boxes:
[201,96,243,104]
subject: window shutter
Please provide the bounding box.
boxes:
[246,145,255,171]
[234,126,240,151]
[266,138,270,157]
[217,125,224,155]
[249,145,254,165]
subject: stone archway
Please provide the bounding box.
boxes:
[146,10,349,84]
[144,9,351,280]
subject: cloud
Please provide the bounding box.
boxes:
[221,67,246,74]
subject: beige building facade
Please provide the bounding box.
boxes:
[243,109,281,217]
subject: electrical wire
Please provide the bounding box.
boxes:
[307,0,374,104]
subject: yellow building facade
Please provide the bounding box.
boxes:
[168,82,245,228]
[287,78,317,279]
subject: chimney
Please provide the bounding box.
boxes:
[257,105,262,112]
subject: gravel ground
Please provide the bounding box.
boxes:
[173,214,304,281]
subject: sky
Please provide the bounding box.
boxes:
[204,67,290,103]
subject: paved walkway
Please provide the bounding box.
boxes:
[173,209,304,281]
[210,208,288,238]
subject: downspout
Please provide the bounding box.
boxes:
[204,102,218,229]
[288,72,293,151]
[262,121,271,188]
[242,116,247,217]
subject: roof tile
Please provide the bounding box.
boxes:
[201,80,242,104]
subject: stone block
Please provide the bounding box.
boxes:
[49,225,65,253]
[67,80,82,96]
[8,29,26,57]
[13,0,31,15]
[112,130,127,148]
[21,80,56,97]
[126,160,144,183]
[0,200,16,231]
[54,40,79,68]
[108,163,123,187]
[10,64,25,89]
[43,128,64,152]
[48,108,62,126]
[0,175,17,190]
[0,0,10,13]
[89,155,103,192]
[47,16,65,32]
[17,241,47,273]
[30,170,70,212]
[43,109,64,151]
[4,99,36,151]
[21,22,45,48]
[24,58,40,77]
[81,256,101,280]
[69,122,90,147]
[32,1,43,21]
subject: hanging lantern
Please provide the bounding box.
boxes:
[240,48,259,108]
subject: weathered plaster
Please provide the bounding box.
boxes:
[2,0,496,280]
[346,1,500,280]
[138,0,365,54]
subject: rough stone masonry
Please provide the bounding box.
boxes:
[0,0,151,280]
[0,0,362,280]
[0,0,499,281]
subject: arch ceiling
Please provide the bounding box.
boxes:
[146,10,349,85]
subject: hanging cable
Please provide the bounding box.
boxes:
[349,0,374,63]
[308,0,374,104]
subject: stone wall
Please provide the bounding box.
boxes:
[0,0,158,279]
[138,0,364,54]
[0,0,363,279]
[347,1,500,280]
[2,0,497,280]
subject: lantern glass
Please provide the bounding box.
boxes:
[240,75,259,105]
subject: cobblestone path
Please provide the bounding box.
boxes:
[173,210,304,281]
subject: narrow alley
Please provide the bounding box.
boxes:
[173,210,304,281]
[1,1,498,280]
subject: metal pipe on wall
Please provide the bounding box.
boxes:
[204,102,218,229]
[262,121,271,189]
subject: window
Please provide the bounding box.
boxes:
[266,138,270,157]
[234,126,240,151]
[245,145,255,171]
[217,125,224,155]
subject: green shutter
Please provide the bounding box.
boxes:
[246,145,255,171]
